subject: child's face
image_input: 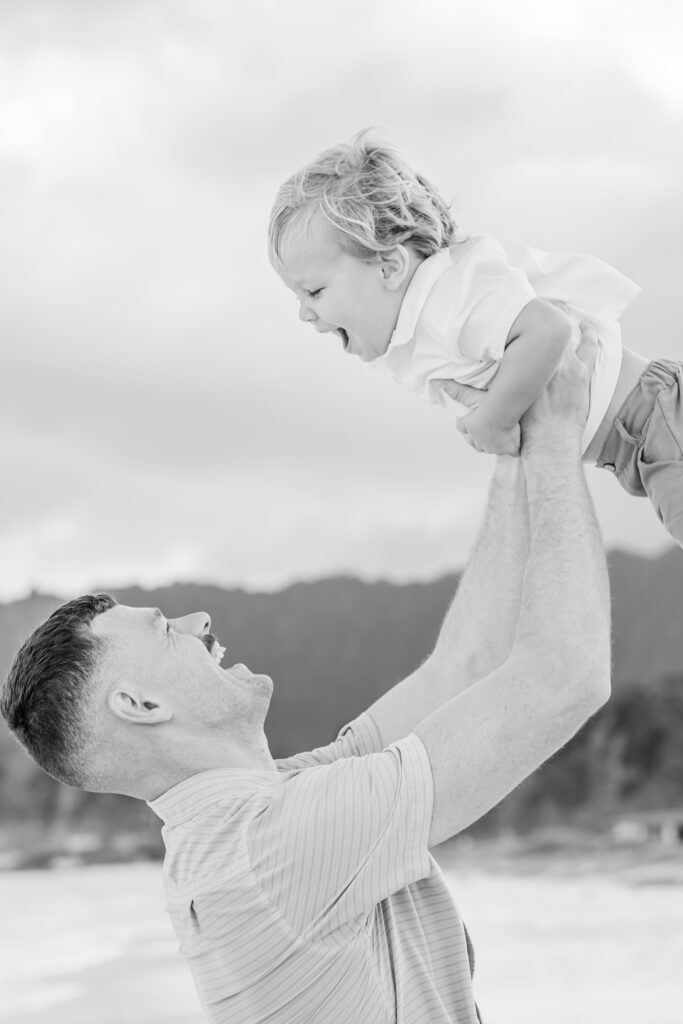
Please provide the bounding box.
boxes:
[275,218,410,363]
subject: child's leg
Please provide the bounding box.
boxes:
[637,362,683,543]
[596,360,683,546]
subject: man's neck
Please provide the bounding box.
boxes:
[124,731,277,802]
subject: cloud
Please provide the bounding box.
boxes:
[0,0,680,599]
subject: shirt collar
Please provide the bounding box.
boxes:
[385,247,454,352]
[148,767,279,826]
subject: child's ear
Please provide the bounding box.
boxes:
[379,245,412,291]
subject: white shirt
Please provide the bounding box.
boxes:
[372,235,640,447]
[149,713,479,1024]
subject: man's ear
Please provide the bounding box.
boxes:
[379,244,412,291]
[107,687,173,726]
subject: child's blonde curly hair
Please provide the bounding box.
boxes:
[269,130,457,264]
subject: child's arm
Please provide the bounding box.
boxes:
[459,299,573,455]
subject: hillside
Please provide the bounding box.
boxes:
[1,547,682,858]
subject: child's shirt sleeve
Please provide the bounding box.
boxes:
[425,235,537,366]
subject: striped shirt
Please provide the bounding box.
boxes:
[149,712,480,1024]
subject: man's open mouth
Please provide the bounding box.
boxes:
[202,633,226,665]
[336,328,349,351]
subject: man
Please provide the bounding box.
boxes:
[2,330,610,1024]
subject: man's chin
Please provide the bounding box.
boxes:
[254,673,274,698]
[238,670,274,700]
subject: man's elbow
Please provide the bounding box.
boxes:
[573,626,612,705]
[579,661,611,715]
[530,637,611,724]
[561,651,611,729]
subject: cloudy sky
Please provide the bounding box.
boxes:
[1,0,681,601]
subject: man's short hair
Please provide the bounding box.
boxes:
[1,593,117,787]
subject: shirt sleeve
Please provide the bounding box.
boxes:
[248,733,434,945]
[274,711,383,771]
[429,235,537,365]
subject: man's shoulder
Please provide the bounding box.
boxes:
[274,712,383,771]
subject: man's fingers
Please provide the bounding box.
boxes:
[575,319,599,374]
[436,379,484,409]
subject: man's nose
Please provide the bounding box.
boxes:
[168,611,211,637]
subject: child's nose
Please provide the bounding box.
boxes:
[299,302,317,323]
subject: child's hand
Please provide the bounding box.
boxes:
[457,406,521,456]
[435,378,520,455]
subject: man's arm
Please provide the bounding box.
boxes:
[415,336,611,845]
[366,451,529,747]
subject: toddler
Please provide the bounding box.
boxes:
[269,133,683,545]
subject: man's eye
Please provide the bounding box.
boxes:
[307,288,322,299]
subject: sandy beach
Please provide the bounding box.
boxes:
[1,855,682,1024]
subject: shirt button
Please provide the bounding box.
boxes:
[604,463,616,472]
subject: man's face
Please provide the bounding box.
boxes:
[90,604,273,734]
[275,217,406,363]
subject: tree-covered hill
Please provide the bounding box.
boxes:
[1,546,682,857]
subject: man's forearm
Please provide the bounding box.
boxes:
[415,436,611,845]
[428,454,529,689]
[365,455,530,745]
[517,437,610,674]
[366,456,532,745]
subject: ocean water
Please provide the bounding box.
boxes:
[1,861,681,1022]
[450,865,683,1022]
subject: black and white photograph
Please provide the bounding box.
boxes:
[1,1,682,1022]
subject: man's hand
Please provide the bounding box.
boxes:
[521,319,598,454]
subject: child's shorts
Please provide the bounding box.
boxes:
[595,359,683,545]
